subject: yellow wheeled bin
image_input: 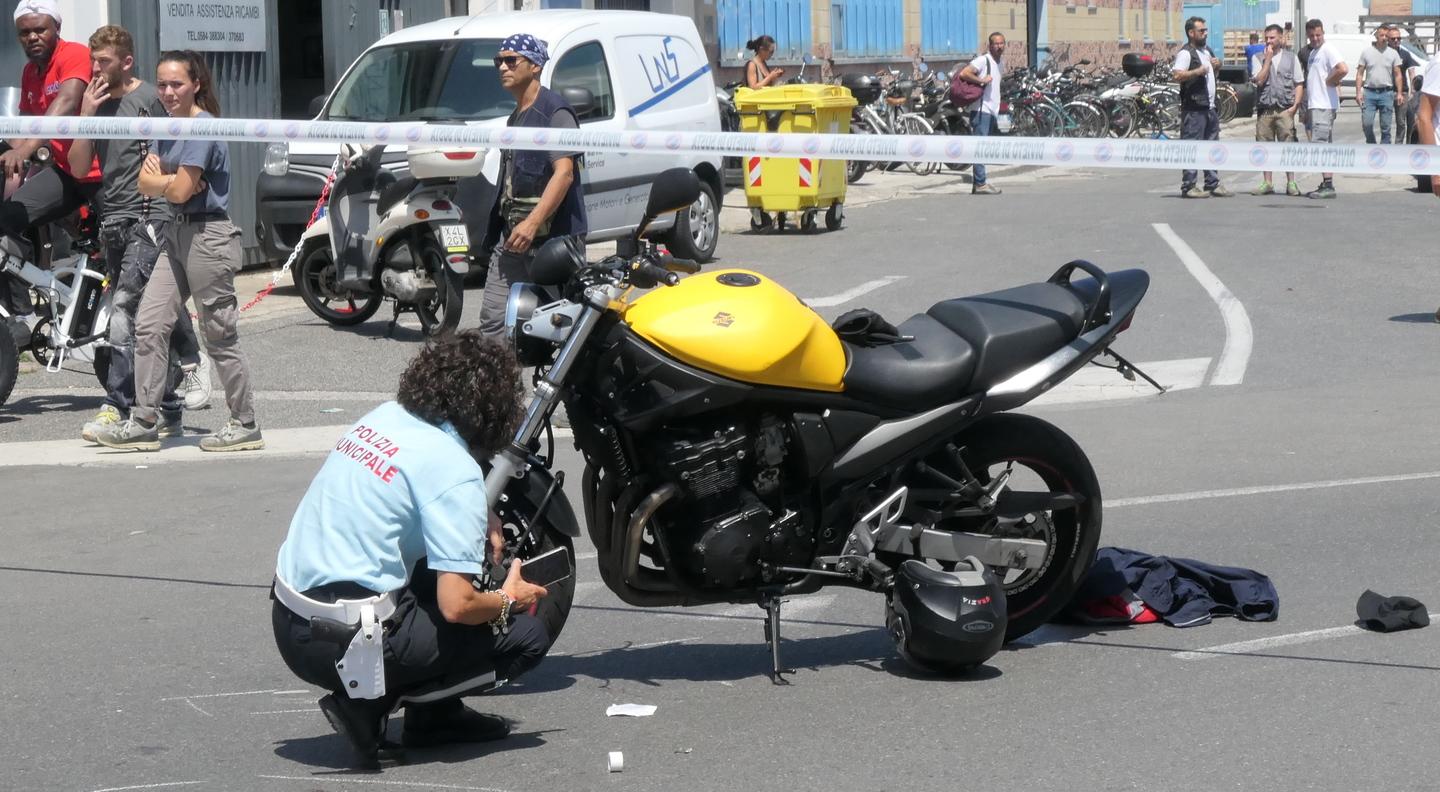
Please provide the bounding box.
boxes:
[733,84,857,233]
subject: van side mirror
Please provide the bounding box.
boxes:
[635,168,701,240]
[559,86,596,119]
[308,95,327,118]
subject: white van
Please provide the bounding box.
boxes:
[257,11,724,262]
[1316,33,1424,99]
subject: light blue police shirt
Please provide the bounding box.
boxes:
[276,401,489,593]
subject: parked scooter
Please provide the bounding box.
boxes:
[294,143,477,337]
[0,146,109,408]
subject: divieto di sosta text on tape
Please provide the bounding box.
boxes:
[8,115,1439,177]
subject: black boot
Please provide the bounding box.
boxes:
[401,698,511,747]
[318,693,403,769]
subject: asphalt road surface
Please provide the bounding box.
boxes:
[4,111,1440,792]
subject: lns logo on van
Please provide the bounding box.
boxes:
[640,37,681,94]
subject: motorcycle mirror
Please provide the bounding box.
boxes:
[802,53,815,65]
[635,168,701,240]
[529,236,584,287]
[558,86,596,119]
[1078,58,1092,66]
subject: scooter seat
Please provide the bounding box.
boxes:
[843,314,977,409]
[376,174,413,216]
[927,282,1086,392]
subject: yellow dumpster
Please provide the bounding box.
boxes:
[734,83,857,232]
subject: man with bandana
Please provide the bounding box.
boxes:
[478,33,587,338]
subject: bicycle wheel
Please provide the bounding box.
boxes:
[1103,96,1139,138]
[1217,84,1238,123]
[904,115,939,175]
[1063,100,1108,138]
[847,118,875,184]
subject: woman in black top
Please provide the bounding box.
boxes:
[745,35,784,89]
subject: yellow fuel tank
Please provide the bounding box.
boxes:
[623,269,846,392]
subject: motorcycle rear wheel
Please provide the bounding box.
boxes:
[906,413,1102,641]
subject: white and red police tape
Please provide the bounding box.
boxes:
[9,115,1440,176]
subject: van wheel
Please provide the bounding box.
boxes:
[665,178,718,262]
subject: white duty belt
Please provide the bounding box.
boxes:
[273,575,399,700]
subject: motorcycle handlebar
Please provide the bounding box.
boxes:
[628,258,680,288]
[659,251,701,275]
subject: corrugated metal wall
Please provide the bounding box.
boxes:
[717,0,813,62]
[923,0,980,54]
[109,0,281,266]
[1415,0,1440,14]
[835,0,904,57]
[323,0,453,89]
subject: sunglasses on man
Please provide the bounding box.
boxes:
[494,55,528,69]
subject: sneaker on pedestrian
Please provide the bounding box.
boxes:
[1286,180,1302,196]
[157,410,184,439]
[971,183,1001,195]
[81,404,123,443]
[1306,184,1337,200]
[179,354,213,411]
[199,418,264,452]
[1182,187,1211,199]
[1208,185,1234,198]
[94,417,161,452]
[1251,181,1274,196]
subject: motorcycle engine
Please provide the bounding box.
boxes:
[654,416,810,589]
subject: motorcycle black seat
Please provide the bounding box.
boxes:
[376,173,413,215]
[926,282,1086,392]
[843,314,977,409]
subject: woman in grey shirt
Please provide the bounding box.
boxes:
[96,50,262,452]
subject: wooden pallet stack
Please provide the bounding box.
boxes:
[1223,29,1262,64]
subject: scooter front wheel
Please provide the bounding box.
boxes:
[295,243,383,326]
[415,238,463,337]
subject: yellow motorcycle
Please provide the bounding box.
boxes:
[485,169,1151,681]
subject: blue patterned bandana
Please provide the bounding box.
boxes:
[500,33,549,68]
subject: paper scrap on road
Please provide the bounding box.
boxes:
[319,408,344,414]
[608,751,624,772]
[606,703,657,717]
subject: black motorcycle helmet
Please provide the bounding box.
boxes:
[886,557,1007,674]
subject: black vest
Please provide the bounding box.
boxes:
[1179,45,1215,112]
[484,86,588,250]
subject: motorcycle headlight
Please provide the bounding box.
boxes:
[263,142,289,177]
[505,282,555,367]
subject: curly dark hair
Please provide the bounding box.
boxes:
[397,330,524,455]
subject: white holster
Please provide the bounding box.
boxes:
[273,576,398,700]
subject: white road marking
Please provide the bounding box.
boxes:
[1171,614,1439,660]
[1029,357,1210,407]
[550,636,702,658]
[249,709,320,715]
[803,276,906,308]
[1152,223,1253,386]
[257,775,516,792]
[158,688,308,702]
[181,699,212,718]
[9,387,395,402]
[1108,470,1440,508]
[90,783,206,792]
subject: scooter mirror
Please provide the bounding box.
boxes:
[918,62,930,74]
[559,86,596,119]
[802,53,815,65]
[635,168,701,240]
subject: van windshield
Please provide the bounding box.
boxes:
[325,39,514,123]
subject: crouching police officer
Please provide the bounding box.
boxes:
[271,331,550,768]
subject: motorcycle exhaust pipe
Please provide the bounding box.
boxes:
[623,484,678,590]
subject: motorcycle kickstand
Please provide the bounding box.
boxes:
[385,301,402,339]
[1104,347,1167,394]
[759,592,795,685]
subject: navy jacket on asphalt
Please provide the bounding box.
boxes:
[1072,546,1279,627]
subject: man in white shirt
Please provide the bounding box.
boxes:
[957,32,1005,195]
[1302,18,1349,198]
[1250,23,1306,195]
[1172,16,1232,197]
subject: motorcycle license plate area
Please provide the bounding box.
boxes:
[441,224,469,253]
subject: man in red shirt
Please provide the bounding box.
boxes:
[1,1,101,333]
